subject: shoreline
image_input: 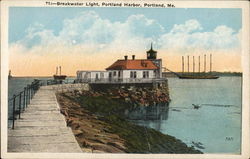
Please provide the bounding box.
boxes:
[56,87,202,153]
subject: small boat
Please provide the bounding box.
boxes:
[53,75,67,80]
[192,104,201,109]
[53,66,67,80]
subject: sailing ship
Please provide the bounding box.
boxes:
[53,66,67,80]
[178,54,219,79]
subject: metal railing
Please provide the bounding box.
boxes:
[74,78,167,84]
[8,79,41,129]
[8,78,76,129]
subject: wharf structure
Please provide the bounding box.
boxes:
[8,83,88,152]
[76,44,166,86]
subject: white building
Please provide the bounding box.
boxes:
[76,44,163,83]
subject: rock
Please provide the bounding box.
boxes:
[81,148,93,153]
[107,142,126,151]
[72,129,83,136]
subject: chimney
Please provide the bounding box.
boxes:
[132,55,135,60]
[124,55,128,60]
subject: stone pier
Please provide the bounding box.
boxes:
[8,84,89,152]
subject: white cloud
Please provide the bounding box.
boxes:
[10,11,241,56]
[159,20,240,51]
[170,19,202,34]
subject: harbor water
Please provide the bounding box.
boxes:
[133,76,242,154]
[8,76,242,153]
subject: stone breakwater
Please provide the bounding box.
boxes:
[56,86,202,154]
[86,85,171,107]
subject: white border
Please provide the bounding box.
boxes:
[1,1,249,159]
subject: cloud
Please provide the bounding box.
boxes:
[170,19,202,34]
[10,11,241,56]
[159,20,240,51]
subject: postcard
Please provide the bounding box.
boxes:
[1,0,249,159]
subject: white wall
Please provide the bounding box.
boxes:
[122,70,155,79]
[122,70,130,78]
[77,69,157,80]
[77,71,108,79]
[149,70,154,78]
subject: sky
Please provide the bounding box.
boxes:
[9,7,242,76]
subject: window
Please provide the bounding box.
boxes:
[130,71,137,78]
[134,71,137,78]
[118,71,121,78]
[130,71,133,78]
[113,71,116,76]
[143,71,149,78]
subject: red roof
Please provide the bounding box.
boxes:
[106,59,158,70]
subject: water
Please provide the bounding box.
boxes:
[133,76,242,154]
[8,76,242,153]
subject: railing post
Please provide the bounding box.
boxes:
[19,93,22,119]
[23,88,26,111]
[31,84,33,99]
[28,85,30,104]
[25,87,28,108]
[12,95,16,129]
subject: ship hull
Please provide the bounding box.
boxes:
[53,75,67,80]
[178,75,219,79]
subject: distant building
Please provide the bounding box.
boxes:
[76,44,163,83]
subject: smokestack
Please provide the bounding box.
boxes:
[56,66,58,75]
[132,55,135,60]
[124,55,128,60]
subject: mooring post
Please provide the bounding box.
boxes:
[12,95,16,129]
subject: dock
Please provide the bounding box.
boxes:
[8,85,82,152]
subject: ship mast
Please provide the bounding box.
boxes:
[204,54,206,73]
[187,55,189,73]
[56,67,58,75]
[198,56,200,74]
[210,54,212,73]
[59,66,61,75]
[193,56,195,74]
[182,56,184,74]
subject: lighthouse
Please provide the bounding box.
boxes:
[146,43,162,78]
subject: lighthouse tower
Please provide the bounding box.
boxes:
[146,43,162,78]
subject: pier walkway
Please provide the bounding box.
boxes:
[8,85,82,152]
